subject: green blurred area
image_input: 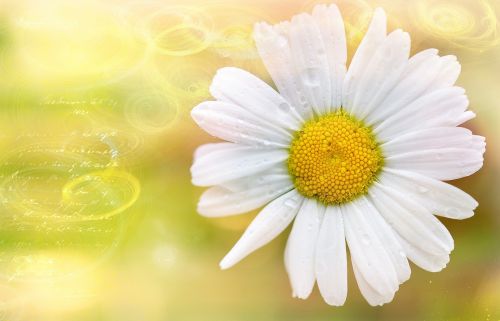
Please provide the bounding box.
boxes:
[0,0,499,320]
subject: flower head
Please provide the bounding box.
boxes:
[190,5,485,306]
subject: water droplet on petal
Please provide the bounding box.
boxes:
[284,198,298,208]
[278,102,291,112]
[361,233,371,246]
[302,67,321,87]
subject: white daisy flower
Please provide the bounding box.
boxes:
[190,5,485,306]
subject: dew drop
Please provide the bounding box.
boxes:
[361,234,371,246]
[280,212,290,221]
[278,102,291,112]
[302,67,321,87]
[284,198,297,208]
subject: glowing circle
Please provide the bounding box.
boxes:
[124,89,178,134]
[413,0,500,51]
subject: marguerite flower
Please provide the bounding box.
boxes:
[190,5,485,306]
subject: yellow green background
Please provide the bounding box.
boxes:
[0,0,498,320]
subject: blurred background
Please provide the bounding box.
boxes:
[0,0,498,320]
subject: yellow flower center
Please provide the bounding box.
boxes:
[287,110,383,205]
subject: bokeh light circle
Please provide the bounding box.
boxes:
[412,0,500,51]
[142,5,215,57]
[124,89,179,134]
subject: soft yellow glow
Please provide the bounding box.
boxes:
[413,0,500,51]
[62,168,141,221]
[0,0,497,319]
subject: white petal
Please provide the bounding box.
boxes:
[197,167,294,217]
[193,142,232,160]
[381,127,485,155]
[406,48,439,64]
[253,21,313,119]
[209,67,303,131]
[343,199,399,306]
[254,4,347,118]
[289,13,332,115]
[351,263,390,306]
[355,197,411,284]
[351,29,411,120]
[191,143,288,186]
[364,49,441,126]
[191,101,292,148]
[368,183,454,256]
[431,55,461,89]
[365,49,462,127]
[385,147,484,181]
[471,135,487,153]
[312,4,347,109]
[395,234,450,272]
[343,8,387,113]
[380,169,478,219]
[285,199,325,299]
[374,87,471,141]
[220,190,304,269]
[453,110,476,126]
[315,206,347,306]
